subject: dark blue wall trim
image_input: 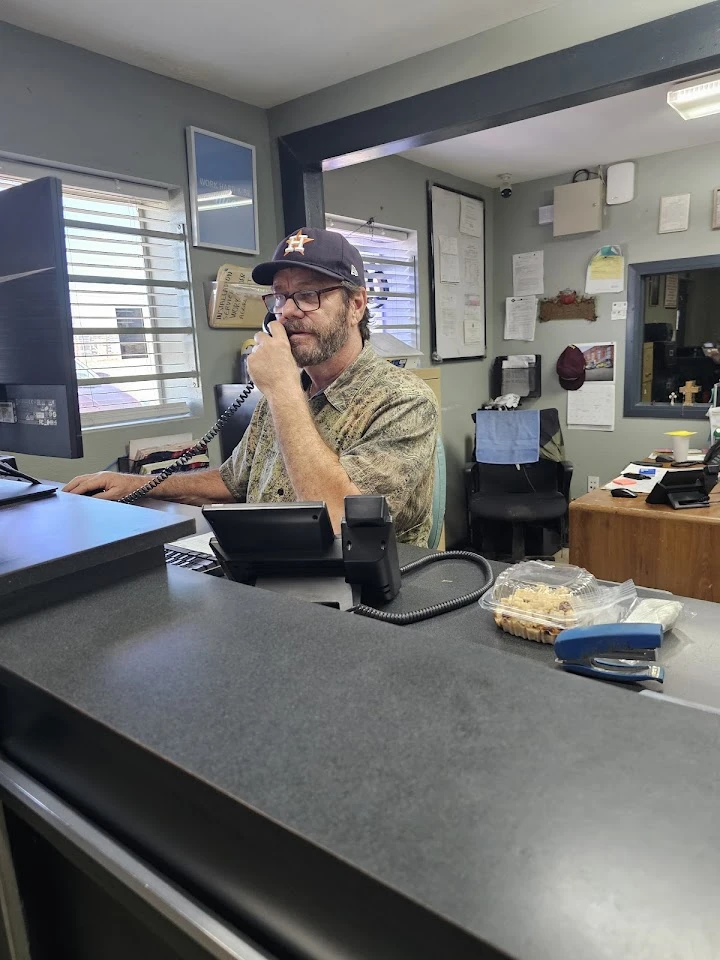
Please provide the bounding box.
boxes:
[624,257,720,421]
[280,2,720,174]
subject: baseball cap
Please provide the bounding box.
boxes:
[556,345,586,391]
[252,228,365,287]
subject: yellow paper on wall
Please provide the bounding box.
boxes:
[585,245,625,295]
[209,264,270,329]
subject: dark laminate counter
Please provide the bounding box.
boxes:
[1,561,720,959]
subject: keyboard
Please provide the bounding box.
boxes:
[164,533,223,575]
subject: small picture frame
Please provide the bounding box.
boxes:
[712,188,720,230]
[186,127,259,254]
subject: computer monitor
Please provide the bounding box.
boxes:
[0,176,82,504]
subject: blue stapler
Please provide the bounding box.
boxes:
[554,623,664,683]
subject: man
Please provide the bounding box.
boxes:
[64,228,439,545]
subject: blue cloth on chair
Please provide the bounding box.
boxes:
[475,410,540,464]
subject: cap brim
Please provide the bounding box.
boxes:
[559,375,586,391]
[252,260,345,287]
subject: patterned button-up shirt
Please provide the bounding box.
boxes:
[219,345,439,546]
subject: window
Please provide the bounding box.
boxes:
[625,256,720,419]
[325,215,419,348]
[0,158,201,428]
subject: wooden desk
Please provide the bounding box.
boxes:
[569,488,720,601]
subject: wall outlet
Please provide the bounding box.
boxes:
[587,475,600,492]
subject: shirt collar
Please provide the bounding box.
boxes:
[301,345,381,412]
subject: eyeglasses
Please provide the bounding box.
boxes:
[262,285,345,315]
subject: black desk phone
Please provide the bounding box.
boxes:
[204,495,402,607]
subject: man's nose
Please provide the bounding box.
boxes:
[280,297,304,320]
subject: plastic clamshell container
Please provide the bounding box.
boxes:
[480,561,608,645]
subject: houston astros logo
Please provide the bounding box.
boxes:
[284,230,314,256]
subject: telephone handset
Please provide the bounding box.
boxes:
[118,314,275,505]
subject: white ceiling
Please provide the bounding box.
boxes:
[0,0,561,109]
[402,82,720,186]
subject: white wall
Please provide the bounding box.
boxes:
[493,141,720,496]
[0,21,277,483]
[324,156,495,545]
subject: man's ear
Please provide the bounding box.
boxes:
[348,286,367,326]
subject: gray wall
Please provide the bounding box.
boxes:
[0,21,278,482]
[269,0,709,136]
[493,141,720,496]
[324,156,494,546]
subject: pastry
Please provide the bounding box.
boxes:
[493,584,577,644]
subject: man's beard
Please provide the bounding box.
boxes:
[286,301,351,367]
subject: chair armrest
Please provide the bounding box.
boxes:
[464,461,479,497]
[559,460,573,501]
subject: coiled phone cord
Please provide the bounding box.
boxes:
[352,550,495,625]
[119,382,257,505]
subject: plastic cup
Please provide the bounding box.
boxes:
[670,434,690,461]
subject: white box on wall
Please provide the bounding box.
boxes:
[606,161,636,205]
[553,179,603,237]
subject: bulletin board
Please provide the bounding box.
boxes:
[427,182,486,361]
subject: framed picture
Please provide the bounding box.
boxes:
[186,127,259,254]
[713,188,720,230]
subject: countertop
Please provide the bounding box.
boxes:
[1,561,720,959]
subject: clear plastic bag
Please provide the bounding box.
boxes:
[480,561,638,644]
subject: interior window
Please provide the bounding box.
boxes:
[639,269,720,404]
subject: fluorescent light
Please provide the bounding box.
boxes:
[667,73,720,120]
[198,198,253,212]
[198,189,233,201]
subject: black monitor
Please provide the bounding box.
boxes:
[0,177,82,504]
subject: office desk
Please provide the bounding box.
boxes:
[569,487,720,602]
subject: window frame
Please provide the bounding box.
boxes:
[624,256,719,420]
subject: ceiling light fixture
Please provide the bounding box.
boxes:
[198,198,253,212]
[667,73,720,120]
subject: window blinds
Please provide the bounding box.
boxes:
[0,160,200,427]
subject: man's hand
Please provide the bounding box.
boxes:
[248,320,302,401]
[62,472,148,500]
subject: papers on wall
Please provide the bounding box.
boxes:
[611,301,628,321]
[567,382,616,430]
[566,340,616,430]
[464,320,484,344]
[501,355,537,397]
[603,464,667,493]
[437,285,461,339]
[659,194,690,234]
[664,273,679,309]
[585,245,625,294]
[459,195,484,237]
[440,252,461,283]
[463,292,483,342]
[512,250,544,297]
[429,184,485,359]
[464,249,482,284]
[439,235,458,256]
[504,296,537,341]
[210,263,269,328]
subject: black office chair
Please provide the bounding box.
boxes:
[464,408,573,563]
[214,384,263,462]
